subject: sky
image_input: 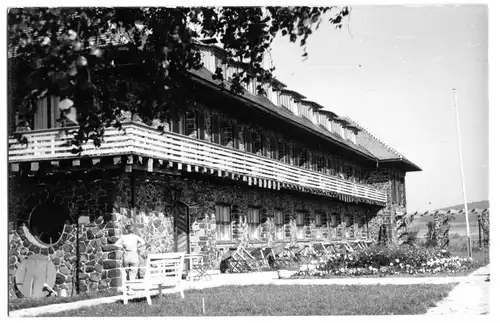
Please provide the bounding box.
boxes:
[267,5,489,213]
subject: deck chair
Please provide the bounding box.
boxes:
[219,244,256,273]
[121,252,185,306]
[261,247,276,268]
[271,243,296,268]
[249,247,270,271]
[311,243,328,255]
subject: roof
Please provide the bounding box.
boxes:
[301,100,325,111]
[9,34,419,172]
[191,67,378,161]
[280,89,306,100]
[344,117,421,171]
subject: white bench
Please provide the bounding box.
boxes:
[120,252,185,305]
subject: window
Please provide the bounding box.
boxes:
[315,213,324,239]
[33,96,67,130]
[215,205,232,241]
[296,212,305,239]
[269,137,278,160]
[253,132,263,155]
[318,155,326,174]
[28,200,70,246]
[211,114,221,144]
[274,209,284,239]
[220,118,233,147]
[201,49,215,72]
[185,111,198,138]
[214,56,226,79]
[312,111,318,125]
[278,140,287,163]
[263,136,271,158]
[171,113,185,134]
[203,111,212,142]
[291,100,299,115]
[344,215,353,238]
[247,207,260,240]
[297,148,307,168]
[235,126,245,151]
[326,119,332,132]
[244,128,253,153]
[247,78,257,94]
[315,213,323,227]
[330,214,338,227]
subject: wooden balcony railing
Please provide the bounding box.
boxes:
[8,122,387,203]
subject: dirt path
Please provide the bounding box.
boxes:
[426,265,490,315]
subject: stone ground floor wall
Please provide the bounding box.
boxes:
[8,167,400,299]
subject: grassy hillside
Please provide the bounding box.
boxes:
[433,200,489,212]
[410,200,488,237]
[411,213,481,237]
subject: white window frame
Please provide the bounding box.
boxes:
[296,212,305,239]
[247,207,260,240]
[274,209,284,240]
[215,205,232,241]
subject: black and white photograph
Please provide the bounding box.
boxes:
[4,1,495,318]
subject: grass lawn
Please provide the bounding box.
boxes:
[40,284,456,316]
[450,248,489,264]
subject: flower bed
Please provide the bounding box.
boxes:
[293,245,478,278]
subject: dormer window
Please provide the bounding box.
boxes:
[345,128,354,143]
[312,110,318,125]
[326,119,332,132]
[345,124,360,144]
[200,48,216,73]
[280,89,305,116]
[245,77,257,95]
[214,56,227,79]
[340,125,346,139]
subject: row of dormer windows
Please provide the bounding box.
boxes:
[198,46,358,145]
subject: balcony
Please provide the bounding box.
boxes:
[8,122,387,204]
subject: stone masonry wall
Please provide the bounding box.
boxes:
[365,167,408,243]
[8,170,177,299]
[8,170,128,297]
[9,168,390,298]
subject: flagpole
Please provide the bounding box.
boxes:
[453,88,472,259]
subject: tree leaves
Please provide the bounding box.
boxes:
[8,6,349,148]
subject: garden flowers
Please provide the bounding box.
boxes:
[292,244,477,278]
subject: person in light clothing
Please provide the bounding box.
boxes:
[114,224,146,280]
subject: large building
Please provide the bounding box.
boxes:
[8,40,420,297]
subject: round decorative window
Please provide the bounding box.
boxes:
[28,201,69,246]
